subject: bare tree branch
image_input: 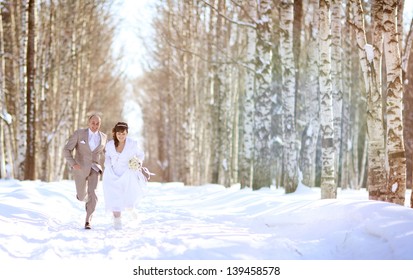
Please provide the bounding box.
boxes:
[161,33,256,72]
[199,0,256,29]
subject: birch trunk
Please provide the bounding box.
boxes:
[175,1,186,182]
[300,0,319,187]
[231,61,240,185]
[0,8,6,178]
[319,0,336,198]
[78,5,89,125]
[350,96,360,188]
[383,0,406,205]
[24,0,36,180]
[72,0,81,130]
[216,0,232,188]
[403,19,413,194]
[350,0,387,199]
[253,0,272,190]
[331,0,343,186]
[239,0,257,189]
[204,0,216,184]
[162,0,176,182]
[340,2,351,189]
[401,19,413,208]
[182,0,194,185]
[2,1,20,179]
[38,2,51,181]
[280,0,298,193]
[16,0,28,179]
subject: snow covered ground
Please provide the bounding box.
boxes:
[1,179,412,279]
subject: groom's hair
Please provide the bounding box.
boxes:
[88,114,101,121]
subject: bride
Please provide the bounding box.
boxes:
[102,122,150,229]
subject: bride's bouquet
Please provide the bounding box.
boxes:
[128,156,142,171]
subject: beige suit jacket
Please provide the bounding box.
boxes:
[63,128,107,178]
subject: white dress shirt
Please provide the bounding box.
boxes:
[88,129,100,151]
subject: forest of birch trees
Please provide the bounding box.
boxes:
[0,0,124,181]
[1,0,413,208]
[136,0,413,207]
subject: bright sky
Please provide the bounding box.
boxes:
[404,1,413,32]
[112,0,154,79]
[110,0,154,139]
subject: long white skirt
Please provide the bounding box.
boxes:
[102,166,147,213]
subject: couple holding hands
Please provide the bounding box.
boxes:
[63,115,151,230]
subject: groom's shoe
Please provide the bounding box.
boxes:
[84,202,93,229]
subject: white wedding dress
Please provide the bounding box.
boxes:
[102,138,147,213]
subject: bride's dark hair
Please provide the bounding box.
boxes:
[112,122,128,147]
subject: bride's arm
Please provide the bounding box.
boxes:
[131,140,145,161]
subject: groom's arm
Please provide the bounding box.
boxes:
[63,130,80,168]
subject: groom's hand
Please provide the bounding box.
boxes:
[72,164,81,170]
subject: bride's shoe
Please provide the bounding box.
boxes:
[113,217,122,230]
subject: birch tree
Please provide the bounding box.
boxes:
[382,0,406,205]
[402,19,413,207]
[319,0,336,198]
[269,6,283,188]
[349,0,387,200]
[280,0,298,193]
[239,0,257,189]
[0,5,6,178]
[133,0,412,203]
[199,1,214,185]
[331,0,343,185]
[1,1,19,179]
[300,0,320,187]
[214,0,232,187]
[182,0,195,184]
[24,0,36,180]
[253,0,273,189]
[339,1,351,189]
[0,0,122,180]
[14,0,28,179]
[403,18,413,195]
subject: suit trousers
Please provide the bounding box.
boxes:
[74,168,99,222]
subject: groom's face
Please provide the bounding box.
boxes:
[88,116,101,133]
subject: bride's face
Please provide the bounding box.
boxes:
[116,130,128,143]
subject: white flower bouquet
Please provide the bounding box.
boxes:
[128,156,142,171]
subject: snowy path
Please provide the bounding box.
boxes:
[1,179,413,260]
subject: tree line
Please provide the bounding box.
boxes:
[136,0,413,207]
[0,0,125,182]
[1,0,412,208]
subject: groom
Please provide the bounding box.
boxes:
[63,114,107,229]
